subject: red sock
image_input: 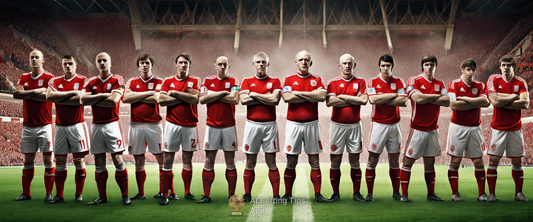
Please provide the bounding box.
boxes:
[44,167,55,194]
[55,170,67,197]
[330,169,341,194]
[487,168,497,194]
[182,168,193,195]
[135,170,146,196]
[448,170,459,195]
[474,167,485,196]
[226,169,238,196]
[390,168,400,193]
[512,170,524,195]
[95,170,108,198]
[170,170,176,195]
[115,168,129,196]
[75,169,86,195]
[22,168,35,196]
[243,169,255,194]
[400,169,411,197]
[310,169,322,195]
[159,169,163,193]
[351,168,362,193]
[202,169,215,197]
[365,169,376,194]
[160,170,173,197]
[284,168,296,196]
[268,169,280,197]
[425,172,436,196]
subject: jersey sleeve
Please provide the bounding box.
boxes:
[479,82,487,98]
[447,81,457,102]
[486,75,497,95]
[48,78,58,92]
[126,78,134,91]
[111,76,125,95]
[397,78,407,96]
[273,78,282,91]
[359,79,367,95]
[407,76,419,98]
[316,76,327,91]
[240,78,250,95]
[519,78,528,94]
[199,78,208,97]
[440,81,448,96]
[327,80,335,96]
[366,79,376,95]
[16,75,27,88]
[282,77,292,94]
[160,78,171,94]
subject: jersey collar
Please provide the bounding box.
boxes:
[30,70,45,80]
[297,72,311,78]
[255,74,268,80]
[64,73,78,82]
[99,74,113,83]
[140,75,154,83]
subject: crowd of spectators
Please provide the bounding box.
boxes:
[0,101,23,117]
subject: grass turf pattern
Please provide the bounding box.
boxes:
[0,163,531,221]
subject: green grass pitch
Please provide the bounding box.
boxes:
[1,163,532,221]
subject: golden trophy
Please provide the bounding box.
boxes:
[228,194,245,216]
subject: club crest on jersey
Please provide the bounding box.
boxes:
[38,79,43,86]
[286,145,292,152]
[225,82,230,88]
[391,83,396,90]
[58,84,63,89]
[148,83,154,89]
[353,83,358,89]
[514,85,519,92]
[310,80,317,87]
[331,145,337,151]
[188,82,194,88]
[267,82,272,89]
[74,83,79,90]
[434,84,440,92]
[339,83,344,88]
[107,83,112,91]
[472,88,478,95]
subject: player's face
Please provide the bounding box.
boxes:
[500,62,514,76]
[29,51,44,69]
[214,57,229,78]
[253,56,269,77]
[339,56,354,76]
[138,59,152,74]
[461,66,475,83]
[422,61,436,76]
[379,61,393,77]
[62,58,77,75]
[295,52,312,74]
[176,57,190,77]
[96,54,111,72]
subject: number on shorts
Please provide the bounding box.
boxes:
[116,140,122,148]
[191,139,196,148]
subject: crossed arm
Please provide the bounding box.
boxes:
[199,90,239,105]
[326,93,368,107]
[450,96,490,110]
[13,85,47,101]
[80,89,123,107]
[489,92,529,110]
[159,88,200,106]
[241,90,281,106]
[46,87,83,106]
[282,90,327,104]
[410,91,450,107]
[368,93,407,107]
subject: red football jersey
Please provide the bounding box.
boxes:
[487,74,528,131]
[17,71,54,127]
[160,75,201,126]
[367,75,406,124]
[407,74,446,131]
[126,76,163,123]
[84,74,124,124]
[199,75,239,127]
[448,78,486,126]
[327,76,366,124]
[282,72,326,122]
[240,75,282,122]
[48,74,86,126]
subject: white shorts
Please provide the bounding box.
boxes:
[204,125,237,151]
[329,121,363,154]
[242,120,280,154]
[367,121,402,154]
[488,128,524,158]
[164,121,198,152]
[90,121,125,154]
[404,128,441,160]
[446,122,484,159]
[284,120,323,155]
[128,122,164,155]
[54,122,90,155]
[20,124,54,153]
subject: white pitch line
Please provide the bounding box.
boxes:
[245,173,274,222]
[292,165,314,222]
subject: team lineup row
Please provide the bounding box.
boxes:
[13,49,529,206]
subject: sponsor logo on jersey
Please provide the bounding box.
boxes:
[420,85,426,90]
[472,88,478,95]
[170,83,175,88]
[74,83,79,90]
[498,85,503,89]
[376,85,381,89]
[267,82,272,89]
[331,145,337,151]
[136,85,140,88]
[339,83,344,88]
[58,84,63,89]
[250,83,256,87]
[460,88,465,92]
[292,81,299,85]
[391,83,396,90]
[148,83,154,90]
[211,83,215,88]
[225,82,230,88]
[92,86,97,90]
[310,80,317,87]
[188,82,194,88]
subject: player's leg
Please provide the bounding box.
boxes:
[16,153,36,200]
[423,157,443,201]
[42,152,55,202]
[159,151,175,205]
[243,153,257,201]
[224,151,237,198]
[448,156,462,201]
[182,151,195,199]
[199,150,217,203]
[486,128,506,202]
[72,151,88,202]
[400,156,415,202]
[152,153,164,198]
[89,153,109,205]
[487,155,501,202]
[52,154,68,202]
[349,153,364,201]
[328,154,342,202]
[365,153,379,201]
[265,153,280,198]
[283,154,298,200]
[471,157,487,201]
[389,153,401,200]
[111,152,130,205]
[511,157,528,201]
[133,154,146,199]
[309,154,326,202]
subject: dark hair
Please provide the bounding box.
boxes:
[420,55,438,71]
[460,58,476,70]
[62,54,77,64]
[378,54,394,69]
[137,54,155,67]
[175,53,192,65]
[499,54,516,68]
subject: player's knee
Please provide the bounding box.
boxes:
[424,165,435,173]
[183,164,192,172]
[266,163,278,171]
[226,163,236,171]
[245,162,256,171]
[204,163,215,171]
[309,162,320,171]
[116,163,126,172]
[366,163,376,170]
[56,155,68,165]
[135,165,145,172]
[349,160,360,169]
[163,164,173,171]
[330,162,341,170]
[401,165,412,172]
[95,165,107,173]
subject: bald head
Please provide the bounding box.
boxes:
[295,50,312,75]
[96,52,111,72]
[29,49,44,70]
